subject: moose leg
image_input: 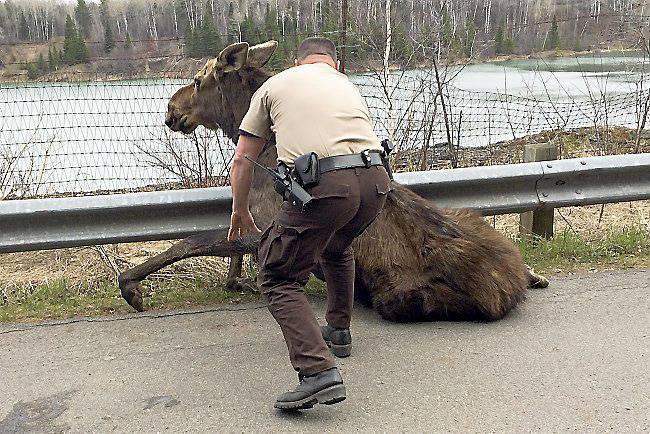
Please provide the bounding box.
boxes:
[224,254,259,293]
[226,254,244,282]
[118,229,259,311]
[526,265,550,289]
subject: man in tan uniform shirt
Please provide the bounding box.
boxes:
[229,37,390,410]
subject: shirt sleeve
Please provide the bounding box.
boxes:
[239,85,272,139]
[353,85,373,120]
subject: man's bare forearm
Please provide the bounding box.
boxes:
[230,154,255,213]
[230,133,266,214]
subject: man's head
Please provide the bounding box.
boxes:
[296,37,338,68]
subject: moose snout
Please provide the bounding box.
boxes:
[165,113,175,128]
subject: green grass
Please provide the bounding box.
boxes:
[0,279,125,323]
[1,226,647,323]
[0,275,257,323]
[520,225,649,274]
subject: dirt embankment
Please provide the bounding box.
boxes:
[396,126,650,171]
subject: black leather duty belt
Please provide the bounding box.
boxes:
[318,151,384,174]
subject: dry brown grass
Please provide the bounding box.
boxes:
[492,201,650,239]
[0,241,232,294]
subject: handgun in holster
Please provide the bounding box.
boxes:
[245,156,313,210]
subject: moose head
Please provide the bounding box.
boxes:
[165,41,278,139]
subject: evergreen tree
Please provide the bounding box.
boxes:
[100,0,116,53]
[104,23,115,53]
[463,19,476,58]
[573,36,583,52]
[264,4,281,42]
[174,0,190,36]
[546,16,560,50]
[316,0,339,46]
[18,12,30,40]
[48,46,55,69]
[494,19,514,55]
[280,12,298,60]
[391,26,415,65]
[26,63,40,80]
[124,32,133,50]
[185,26,198,57]
[75,0,92,39]
[263,4,282,68]
[75,30,89,63]
[226,2,240,44]
[63,15,78,64]
[504,35,515,54]
[240,15,258,45]
[56,47,64,66]
[441,10,453,47]
[494,21,505,54]
[63,14,89,65]
[37,53,47,72]
[198,1,222,57]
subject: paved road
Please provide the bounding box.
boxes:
[0,269,648,433]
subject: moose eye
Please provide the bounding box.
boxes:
[194,78,201,90]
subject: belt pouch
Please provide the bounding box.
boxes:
[293,152,320,188]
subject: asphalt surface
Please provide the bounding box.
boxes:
[0,269,648,433]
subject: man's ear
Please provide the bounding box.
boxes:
[247,40,278,68]
[216,42,249,73]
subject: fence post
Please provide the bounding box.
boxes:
[519,143,558,240]
[339,0,348,74]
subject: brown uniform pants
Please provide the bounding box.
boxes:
[257,165,391,376]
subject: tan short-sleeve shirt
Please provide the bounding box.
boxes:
[239,63,382,165]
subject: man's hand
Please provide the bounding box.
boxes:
[228,209,261,241]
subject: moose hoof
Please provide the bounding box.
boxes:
[226,277,259,294]
[530,274,550,289]
[119,280,145,312]
[526,266,550,289]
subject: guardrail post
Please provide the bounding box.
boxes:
[520,143,558,240]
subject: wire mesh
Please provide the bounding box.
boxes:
[355,71,649,150]
[2,61,649,199]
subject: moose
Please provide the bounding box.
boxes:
[118,41,548,322]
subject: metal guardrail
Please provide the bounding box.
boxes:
[396,153,650,214]
[1,154,649,253]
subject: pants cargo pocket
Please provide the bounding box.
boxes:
[351,181,391,238]
[259,223,310,277]
[257,223,274,261]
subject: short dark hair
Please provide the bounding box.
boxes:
[297,37,337,62]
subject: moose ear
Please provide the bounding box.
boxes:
[216,42,249,73]
[247,41,278,68]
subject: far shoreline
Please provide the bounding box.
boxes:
[1,47,646,84]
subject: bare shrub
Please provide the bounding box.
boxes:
[137,127,233,189]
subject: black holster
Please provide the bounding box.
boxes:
[292,152,320,188]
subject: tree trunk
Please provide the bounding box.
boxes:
[383,0,394,141]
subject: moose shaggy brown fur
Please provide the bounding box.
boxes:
[118,41,547,322]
